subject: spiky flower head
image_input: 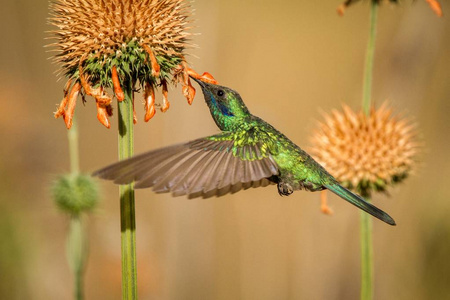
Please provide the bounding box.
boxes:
[337,0,443,17]
[49,0,217,129]
[310,104,418,197]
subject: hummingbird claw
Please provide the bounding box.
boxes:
[277,182,294,196]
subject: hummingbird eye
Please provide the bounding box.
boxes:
[217,90,225,97]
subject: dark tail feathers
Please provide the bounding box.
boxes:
[324,184,396,226]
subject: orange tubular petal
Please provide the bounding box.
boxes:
[144,82,156,122]
[186,67,219,85]
[426,0,443,17]
[337,4,346,16]
[64,81,81,129]
[142,44,160,77]
[96,102,111,129]
[182,78,196,105]
[112,66,124,101]
[55,78,74,118]
[320,190,333,215]
[160,80,170,112]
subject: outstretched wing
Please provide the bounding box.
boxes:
[93,133,279,198]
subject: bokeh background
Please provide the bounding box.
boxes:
[1,0,449,299]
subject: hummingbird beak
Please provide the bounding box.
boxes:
[189,76,207,89]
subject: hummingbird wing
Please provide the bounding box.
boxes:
[93,133,279,198]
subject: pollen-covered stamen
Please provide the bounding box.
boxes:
[160,80,170,112]
[142,44,161,78]
[144,82,156,121]
[64,81,82,129]
[320,190,333,215]
[186,67,218,85]
[96,102,111,129]
[54,78,73,118]
[112,66,124,101]
[426,0,443,16]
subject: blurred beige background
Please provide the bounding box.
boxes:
[1,0,449,299]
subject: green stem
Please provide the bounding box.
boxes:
[68,116,80,174]
[67,215,86,300]
[360,197,373,300]
[362,1,378,115]
[118,82,137,300]
[66,116,85,300]
[360,3,378,299]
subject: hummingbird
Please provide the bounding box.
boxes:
[94,78,395,225]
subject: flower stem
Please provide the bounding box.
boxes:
[66,117,86,300]
[67,214,86,300]
[360,197,373,300]
[68,116,80,174]
[360,2,378,299]
[362,1,378,115]
[118,81,137,299]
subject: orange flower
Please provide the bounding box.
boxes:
[310,103,418,197]
[49,0,217,129]
[337,0,443,17]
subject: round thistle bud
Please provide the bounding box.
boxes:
[52,174,99,215]
[49,0,217,129]
[310,104,418,197]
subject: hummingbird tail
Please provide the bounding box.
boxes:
[324,184,396,226]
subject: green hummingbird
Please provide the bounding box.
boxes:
[94,78,395,225]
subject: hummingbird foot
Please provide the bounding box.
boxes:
[320,190,334,215]
[277,182,294,196]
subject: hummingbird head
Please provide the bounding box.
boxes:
[191,77,250,130]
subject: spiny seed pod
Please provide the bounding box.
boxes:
[48,0,218,129]
[310,103,418,197]
[337,0,443,17]
[52,174,99,215]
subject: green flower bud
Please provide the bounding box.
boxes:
[52,174,99,215]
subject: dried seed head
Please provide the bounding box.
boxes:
[49,0,192,77]
[48,0,217,129]
[310,104,418,197]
